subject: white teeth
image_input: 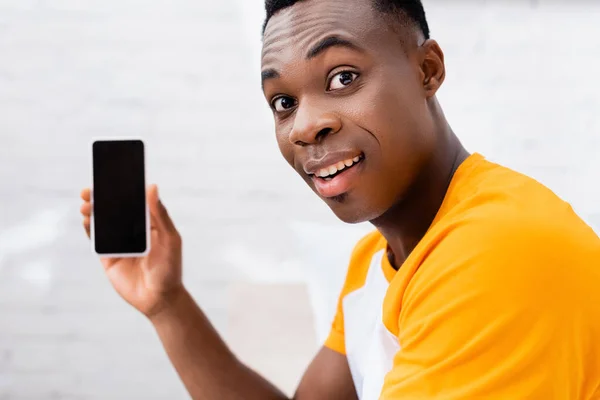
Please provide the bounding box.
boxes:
[317,168,329,177]
[315,155,362,178]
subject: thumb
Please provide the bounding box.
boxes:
[148,184,177,233]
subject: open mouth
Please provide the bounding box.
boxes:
[313,154,365,181]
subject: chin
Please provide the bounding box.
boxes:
[325,194,387,225]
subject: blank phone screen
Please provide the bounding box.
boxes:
[92,140,147,255]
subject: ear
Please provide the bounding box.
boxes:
[419,39,446,97]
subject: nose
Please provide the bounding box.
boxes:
[288,101,342,146]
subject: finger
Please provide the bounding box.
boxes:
[80,202,92,217]
[148,184,177,234]
[150,211,159,232]
[147,184,166,231]
[80,188,91,202]
[83,216,91,238]
[158,199,178,234]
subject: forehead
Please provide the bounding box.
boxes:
[261,0,384,65]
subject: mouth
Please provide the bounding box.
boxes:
[309,153,365,198]
[313,154,364,180]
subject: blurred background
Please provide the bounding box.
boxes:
[0,0,599,398]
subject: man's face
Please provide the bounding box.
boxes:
[261,0,437,223]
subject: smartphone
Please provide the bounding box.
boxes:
[91,138,150,257]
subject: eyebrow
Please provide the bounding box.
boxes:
[306,36,363,60]
[261,68,280,89]
[261,36,363,89]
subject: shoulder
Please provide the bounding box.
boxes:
[351,229,385,262]
[405,168,600,319]
[339,229,386,295]
[437,155,599,267]
[397,199,600,350]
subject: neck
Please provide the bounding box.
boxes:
[371,104,468,268]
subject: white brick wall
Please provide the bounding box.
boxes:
[0,1,598,398]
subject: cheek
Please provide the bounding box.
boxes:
[349,76,428,149]
[275,126,295,167]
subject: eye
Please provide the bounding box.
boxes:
[327,71,358,91]
[272,96,297,112]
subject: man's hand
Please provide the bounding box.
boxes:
[80,184,184,319]
[79,185,356,400]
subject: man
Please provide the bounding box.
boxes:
[79,0,600,398]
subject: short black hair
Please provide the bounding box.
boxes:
[263,0,430,39]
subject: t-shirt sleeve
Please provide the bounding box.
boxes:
[324,231,384,355]
[324,292,346,354]
[380,217,598,399]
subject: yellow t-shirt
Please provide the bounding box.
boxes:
[325,153,600,399]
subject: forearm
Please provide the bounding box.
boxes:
[150,288,289,400]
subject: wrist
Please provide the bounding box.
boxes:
[147,285,191,326]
